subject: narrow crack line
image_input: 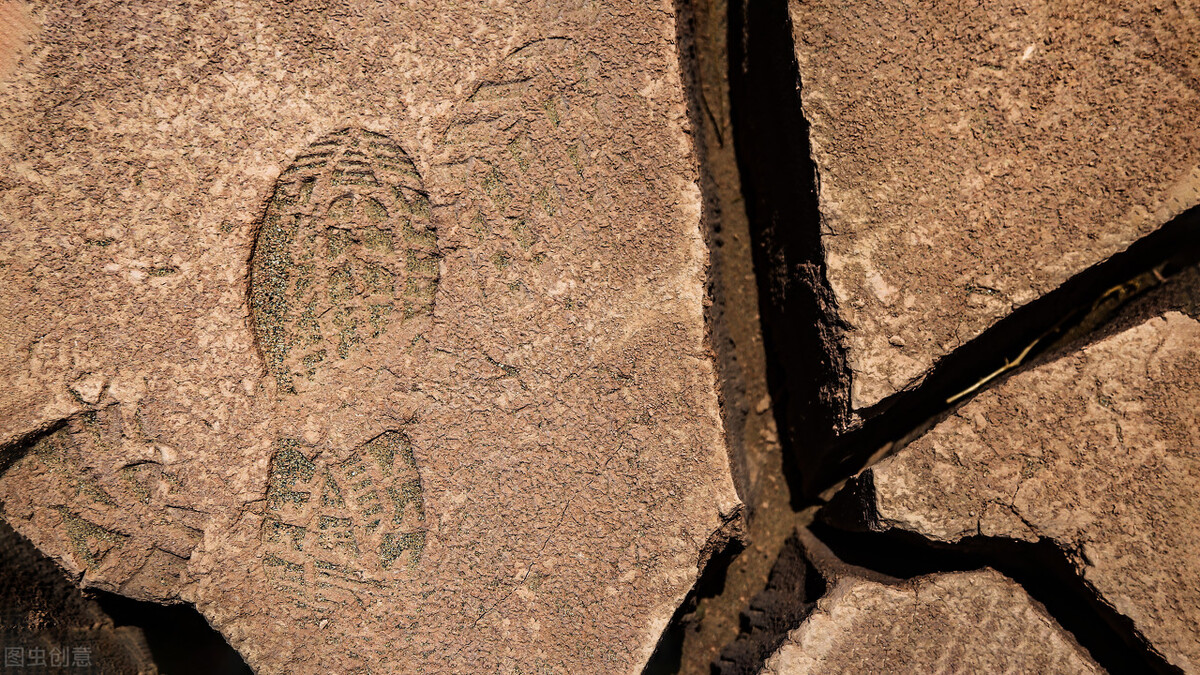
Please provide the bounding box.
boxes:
[812,204,1200,499]
[699,89,724,148]
[945,336,1040,405]
[808,522,1181,674]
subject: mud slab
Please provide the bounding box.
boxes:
[789,0,1200,412]
[857,268,1200,670]
[0,2,741,672]
[760,568,1099,674]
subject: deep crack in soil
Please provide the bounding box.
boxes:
[814,496,1179,674]
[649,0,1200,672]
[644,0,810,672]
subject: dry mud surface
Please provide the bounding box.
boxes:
[790,0,1200,411]
[3,0,1200,673]
[717,2,1200,673]
[760,568,1100,674]
[0,2,741,673]
[856,269,1200,671]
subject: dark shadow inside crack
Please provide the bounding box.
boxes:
[0,517,251,674]
[728,0,852,510]
[700,217,1200,674]
[809,204,1200,500]
[647,0,1199,671]
[643,536,745,675]
[711,531,823,675]
[645,0,820,672]
[674,0,751,507]
[650,0,1200,672]
[94,592,252,675]
[0,418,252,673]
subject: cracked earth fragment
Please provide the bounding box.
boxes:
[0,2,741,673]
[761,569,1100,674]
[860,268,1200,670]
[789,0,1200,411]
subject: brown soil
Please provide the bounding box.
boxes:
[0,3,741,673]
[791,0,1200,412]
[670,0,806,672]
[0,1,33,82]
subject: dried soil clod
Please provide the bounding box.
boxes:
[0,2,741,673]
[859,267,1200,672]
[788,0,1200,413]
[760,568,1102,675]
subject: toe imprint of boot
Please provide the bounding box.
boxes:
[249,128,439,395]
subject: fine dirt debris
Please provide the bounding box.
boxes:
[760,568,1101,675]
[0,2,742,673]
[846,266,1200,671]
[789,0,1200,413]
[651,0,812,672]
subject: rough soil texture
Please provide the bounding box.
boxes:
[0,520,159,674]
[789,0,1200,411]
[862,267,1200,671]
[0,2,742,673]
[760,568,1100,674]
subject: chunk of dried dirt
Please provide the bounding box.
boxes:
[760,568,1100,674]
[0,2,741,672]
[862,268,1200,670]
[789,0,1200,411]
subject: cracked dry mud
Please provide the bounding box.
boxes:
[762,569,1101,675]
[0,1,740,673]
[848,268,1200,672]
[2,0,1200,673]
[790,0,1200,414]
[702,0,1200,673]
